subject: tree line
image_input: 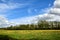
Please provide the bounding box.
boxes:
[2,20,60,30]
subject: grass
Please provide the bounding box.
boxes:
[0,30,60,40]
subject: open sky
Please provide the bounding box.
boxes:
[1,0,60,27]
[0,0,54,18]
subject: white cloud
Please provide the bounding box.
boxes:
[0,0,28,13]
[36,0,60,22]
[39,0,60,21]
[0,0,29,27]
[49,0,60,15]
[54,0,60,8]
[0,15,10,28]
[1,0,60,27]
[9,13,55,25]
[50,8,60,15]
[10,0,60,25]
[0,3,24,10]
[9,16,38,25]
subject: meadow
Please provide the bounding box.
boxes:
[0,30,60,40]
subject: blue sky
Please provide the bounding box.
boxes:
[0,0,54,19]
[0,0,58,26]
[9,0,54,19]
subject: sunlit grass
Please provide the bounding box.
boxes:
[0,30,60,40]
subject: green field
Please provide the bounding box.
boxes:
[0,30,60,40]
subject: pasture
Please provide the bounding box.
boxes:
[0,30,60,40]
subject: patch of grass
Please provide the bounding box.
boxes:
[0,30,60,40]
[0,35,18,40]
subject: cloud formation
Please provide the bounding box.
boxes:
[0,15,10,27]
[38,0,60,21]
[0,0,26,27]
[54,0,60,8]
[0,0,30,27]
[12,0,60,24]
[1,0,60,27]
